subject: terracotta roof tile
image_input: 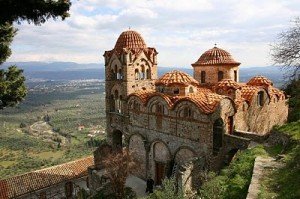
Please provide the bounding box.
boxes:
[247,75,273,87]
[268,86,285,99]
[155,70,199,86]
[215,79,241,90]
[240,86,259,102]
[114,30,146,51]
[128,87,225,114]
[0,156,93,199]
[192,47,240,66]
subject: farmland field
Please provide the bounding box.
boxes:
[0,80,106,179]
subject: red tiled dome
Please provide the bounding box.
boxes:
[114,30,147,51]
[247,76,273,87]
[155,70,199,86]
[216,79,241,90]
[193,47,240,66]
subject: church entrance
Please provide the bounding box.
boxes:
[155,162,165,185]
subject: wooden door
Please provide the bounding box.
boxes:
[155,162,165,185]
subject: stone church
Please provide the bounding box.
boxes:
[95,29,288,191]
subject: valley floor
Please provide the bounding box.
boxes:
[0,81,106,179]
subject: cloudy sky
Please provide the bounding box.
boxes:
[8,0,300,67]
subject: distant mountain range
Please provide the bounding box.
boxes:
[2,61,286,87]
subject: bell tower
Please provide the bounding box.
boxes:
[103,30,158,147]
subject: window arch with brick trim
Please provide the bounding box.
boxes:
[257,91,264,106]
[178,106,193,118]
[218,71,224,81]
[201,71,206,83]
[135,69,140,80]
[146,68,151,79]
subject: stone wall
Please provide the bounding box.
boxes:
[235,91,288,135]
[129,134,147,179]
[194,65,239,84]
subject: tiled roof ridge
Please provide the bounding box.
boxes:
[247,75,273,86]
[155,70,199,86]
[193,46,240,66]
[128,88,225,114]
[0,156,93,180]
[0,156,94,199]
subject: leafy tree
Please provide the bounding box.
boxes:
[0,66,27,109]
[0,0,71,25]
[283,79,300,122]
[103,149,137,199]
[271,17,300,121]
[271,17,300,78]
[0,23,16,65]
[0,0,71,109]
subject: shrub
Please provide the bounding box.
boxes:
[198,146,267,199]
[146,178,184,199]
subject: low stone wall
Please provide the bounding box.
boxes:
[234,130,267,143]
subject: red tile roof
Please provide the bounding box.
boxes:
[114,30,147,51]
[0,156,93,199]
[247,75,273,87]
[128,87,225,114]
[155,70,199,86]
[268,86,285,100]
[215,79,241,90]
[103,30,157,62]
[240,86,259,102]
[192,46,240,66]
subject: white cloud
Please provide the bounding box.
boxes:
[7,0,300,67]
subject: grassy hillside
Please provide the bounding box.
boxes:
[259,121,300,199]
[198,121,300,199]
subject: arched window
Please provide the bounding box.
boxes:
[133,101,140,111]
[201,71,206,83]
[173,88,179,95]
[117,69,123,80]
[156,104,164,115]
[114,65,118,79]
[258,91,264,106]
[135,69,140,80]
[110,95,115,112]
[189,87,194,93]
[114,90,122,113]
[234,70,238,82]
[183,107,193,118]
[111,69,115,80]
[119,95,123,113]
[141,65,145,80]
[213,118,223,154]
[218,71,224,81]
[146,69,151,79]
[156,104,164,129]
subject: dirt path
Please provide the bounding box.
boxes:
[246,156,283,199]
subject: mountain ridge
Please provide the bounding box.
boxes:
[1,61,285,86]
